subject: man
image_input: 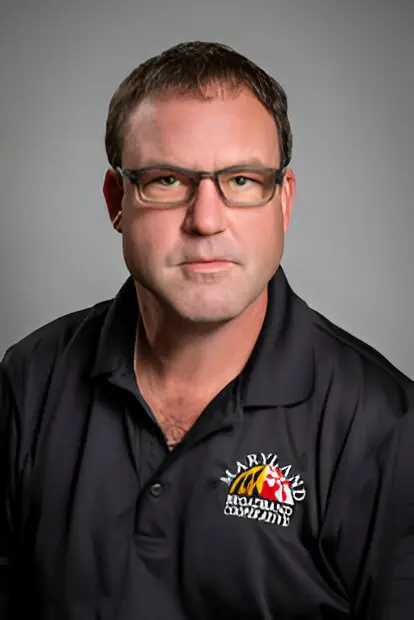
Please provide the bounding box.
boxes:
[1,41,413,619]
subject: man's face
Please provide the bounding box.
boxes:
[108,87,294,323]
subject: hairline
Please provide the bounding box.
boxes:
[119,82,283,169]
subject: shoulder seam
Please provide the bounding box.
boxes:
[311,310,410,385]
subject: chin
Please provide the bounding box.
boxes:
[170,293,259,325]
[178,309,239,324]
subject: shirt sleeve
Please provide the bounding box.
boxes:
[0,360,20,618]
[368,402,414,619]
[318,376,414,618]
[0,364,11,616]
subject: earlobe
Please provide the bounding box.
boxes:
[112,209,123,232]
[103,169,124,233]
[281,168,295,233]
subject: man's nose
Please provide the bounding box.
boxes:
[182,178,227,236]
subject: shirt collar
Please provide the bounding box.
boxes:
[90,267,314,406]
[240,266,314,407]
[90,277,138,378]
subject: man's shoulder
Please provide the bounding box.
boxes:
[1,298,112,380]
[306,305,411,410]
[310,307,409,380]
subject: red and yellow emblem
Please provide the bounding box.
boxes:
[229,465,294,505]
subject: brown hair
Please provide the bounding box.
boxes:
[105,41,292,170]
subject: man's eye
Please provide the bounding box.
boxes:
[232,176,250,186]
[152,176,180,186]
[231,175,263,187]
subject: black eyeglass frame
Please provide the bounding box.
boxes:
[116,164,285,207]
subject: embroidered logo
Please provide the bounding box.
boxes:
[220,453,306,527]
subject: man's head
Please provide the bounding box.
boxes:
[103,41,295,325]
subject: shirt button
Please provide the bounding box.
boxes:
[149,482,163,498]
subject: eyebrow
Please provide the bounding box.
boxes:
[131,157,279,170]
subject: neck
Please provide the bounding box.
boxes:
[134,287,268,398]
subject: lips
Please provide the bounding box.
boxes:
[183,257,231,264]
[180,258,234,272]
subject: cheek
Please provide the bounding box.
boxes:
[237,206,284,256]
[121,210,178,270]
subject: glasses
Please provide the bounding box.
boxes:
[116,164,285,207]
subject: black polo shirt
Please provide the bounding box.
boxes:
[1,267,413,619]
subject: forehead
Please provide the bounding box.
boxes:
[122,88,280,168]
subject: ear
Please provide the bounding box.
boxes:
[103,169,124,233]
[280,168,295,233]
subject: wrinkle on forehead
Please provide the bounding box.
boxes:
[122,88,280,170]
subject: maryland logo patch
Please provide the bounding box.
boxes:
[220,453,306,527]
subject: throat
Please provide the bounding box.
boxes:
[162,420,193,451]
[151,406,201,450]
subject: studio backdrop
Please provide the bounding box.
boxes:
[0,0,413,377]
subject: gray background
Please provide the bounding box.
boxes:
[0,0,413,376]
